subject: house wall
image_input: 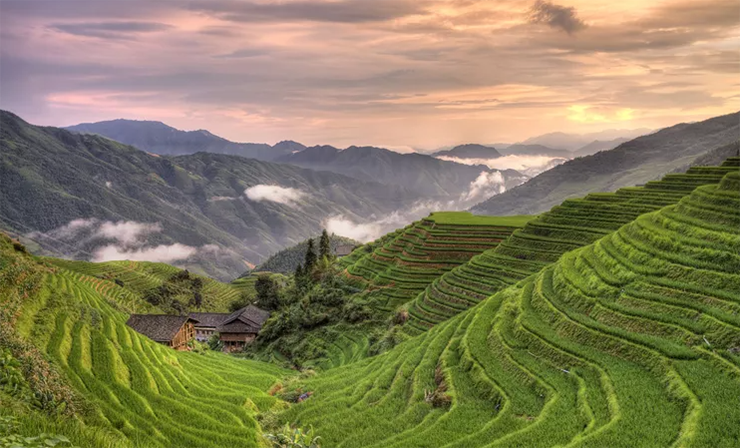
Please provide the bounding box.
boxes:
[220,333,256,352]
[169,322,195,351]
[194,326,216,342]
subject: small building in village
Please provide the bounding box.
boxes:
[128,305,269,352]
[188,312,229,342]
[334,244,356,258]
[216,305,271,352]
[126,314,198,351]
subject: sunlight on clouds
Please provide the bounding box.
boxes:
[567,105,635,123]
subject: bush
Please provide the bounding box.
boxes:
[0,416,79,448]
[264,423,321,448]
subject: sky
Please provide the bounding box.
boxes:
[1,0,738,149]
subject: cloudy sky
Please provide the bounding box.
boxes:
[1,0,738,148]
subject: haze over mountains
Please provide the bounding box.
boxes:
[1,110,419,280]
[471,111,740,216]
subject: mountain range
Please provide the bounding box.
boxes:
[471,111,740,216]
[275,145,525,198]
[66,119,305,161]
[0,110,417,280]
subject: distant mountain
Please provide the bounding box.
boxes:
[571,137,631,157]
[497,144,571,158]
[521,128,652,151]
[66,119,304,161]
[277,145,525,198]
[471,112,740,216]
[432,144,502,159]
[1,110,416,280]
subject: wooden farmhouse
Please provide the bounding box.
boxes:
[216,305,271,352]
[126,314,198,351]
[127,305,269,352]
[334,244,356,258]
[188,312,227,342]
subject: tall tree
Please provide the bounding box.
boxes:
[319,229,332,260]
[304,238,317,271]
[255,275,280,310]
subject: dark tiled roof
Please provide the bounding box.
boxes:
[335,244,355,256]
[189,312,230,328]
[126,315,197,342]
[218,321,261,334]
[218,305,270,334]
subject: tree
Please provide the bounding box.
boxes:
[255,275,281,311]
[304,238,317,272]
[319,229,332,261]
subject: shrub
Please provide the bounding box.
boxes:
[264,423,321,448]
[0,416,79,448]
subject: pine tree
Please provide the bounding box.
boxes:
[304,238,317,272]
[319,229,332,260]
[295,262,304,279]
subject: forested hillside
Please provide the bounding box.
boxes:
[0,110,416,280]
[277,145,526,198]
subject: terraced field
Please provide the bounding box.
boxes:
[343,212,531,312]
[4,252,288,448]
[282,170,740,448]
[47,259,242,312]
[404,158,740,332]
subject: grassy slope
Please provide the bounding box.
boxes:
[343,212,533,312]
[282,170,740,448]
[0,237,289,448]
[43,258,243,313]
[405,159,740,332]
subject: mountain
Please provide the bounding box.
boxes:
[571,137,631,157]
[277,145,525,198]
[432,144,502,159]
[497,144,571,158]
[66,118,305,161]
[521,128,652,150]
[0,110,416,280]
[471,111,740,216]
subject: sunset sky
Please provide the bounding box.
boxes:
[1,0,738,148]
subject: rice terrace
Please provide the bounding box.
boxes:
[1,1,740,447]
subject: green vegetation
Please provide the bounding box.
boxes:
[278,169,740,447]
[427,212,532,226]
[404,159,740,332]
[254,234,359,275]
[342,213,532,313]
[45,259,245,314]
[0,234,289,448]
[264,424,321,448]
[2,147,739,447]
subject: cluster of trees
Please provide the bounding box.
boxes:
[142,269,205,313]
[245,230,375,367]
[253,233,358,275]
[294,230,333,290]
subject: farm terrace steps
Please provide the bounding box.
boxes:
[45,259,242,313]
[282,170,740,448]
[2,246,288,448]
[341,212,532,312]
[403,159,740,332]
